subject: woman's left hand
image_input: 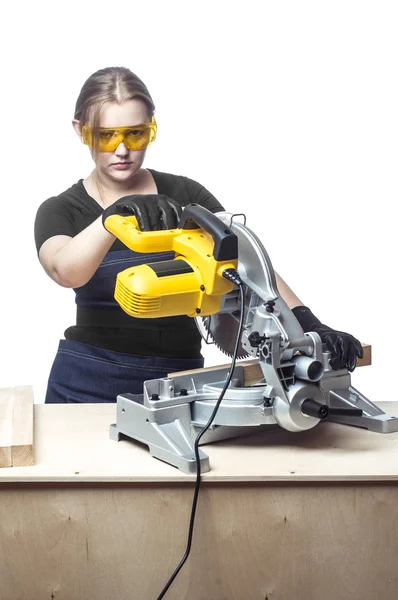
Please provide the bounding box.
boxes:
[311,325,363,372]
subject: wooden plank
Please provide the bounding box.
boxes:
[0,386,34,468]
[170,343,372,385]
[0,393,13,467]
[358,342,371,367]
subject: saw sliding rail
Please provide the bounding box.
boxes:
[110,210,398,474]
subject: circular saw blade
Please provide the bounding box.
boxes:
[201,313,249,359]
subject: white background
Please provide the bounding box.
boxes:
[0,0,397,404]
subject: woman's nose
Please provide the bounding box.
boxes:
[115,141,129,156]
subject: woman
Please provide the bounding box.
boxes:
[34,66,362,403]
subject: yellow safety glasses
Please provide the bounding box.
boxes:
[81,116,157,152]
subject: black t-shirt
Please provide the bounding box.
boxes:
[34,169,224,359]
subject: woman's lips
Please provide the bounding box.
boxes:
[111,162,132,170]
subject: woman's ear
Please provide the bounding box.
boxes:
[72,119,83,140]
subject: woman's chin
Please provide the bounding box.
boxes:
[107,165,140,182]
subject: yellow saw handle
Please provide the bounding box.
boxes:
[104,214,179,253]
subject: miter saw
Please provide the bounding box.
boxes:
[106,204,398,473]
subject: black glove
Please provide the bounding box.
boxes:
[292,305,363,372]
[102,194,182,231]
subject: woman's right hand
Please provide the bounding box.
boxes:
[102,194,182,231]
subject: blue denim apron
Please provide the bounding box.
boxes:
[45,249,204,403]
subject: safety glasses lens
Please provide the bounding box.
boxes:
[82,118,157,152]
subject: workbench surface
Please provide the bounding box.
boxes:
[1,401,398,483]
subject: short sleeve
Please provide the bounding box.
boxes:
[182,177,225,213]
[34,197,76,253]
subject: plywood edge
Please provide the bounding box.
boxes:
[0,386,34,468]
[170,343,372,384]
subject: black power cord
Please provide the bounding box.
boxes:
[156,271,245,599]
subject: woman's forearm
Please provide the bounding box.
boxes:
[39,217,116,288]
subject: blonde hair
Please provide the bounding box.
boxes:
[74,66,155,151]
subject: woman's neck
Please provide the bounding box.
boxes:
[85,168,155,208]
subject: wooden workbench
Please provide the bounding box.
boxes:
[1,401,398,600]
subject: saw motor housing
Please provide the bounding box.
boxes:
[105,203,238,318]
